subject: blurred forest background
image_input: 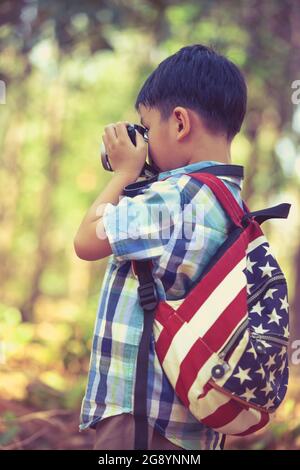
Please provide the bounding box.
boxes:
[0,0,300,450]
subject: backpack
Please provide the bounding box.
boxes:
[124,164,291,450]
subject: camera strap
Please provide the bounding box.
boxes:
[123,164,244,198]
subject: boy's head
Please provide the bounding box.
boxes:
[135,44,247,172]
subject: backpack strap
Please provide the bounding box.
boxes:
[180,172,291,227]
[132,259,158,450]
[185,172,246,228]
[242,203,291,225]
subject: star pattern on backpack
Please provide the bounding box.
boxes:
[225,241,289,412]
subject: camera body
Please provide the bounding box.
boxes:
[100,123,158,178]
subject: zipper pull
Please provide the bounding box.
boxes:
[250,331,266,354]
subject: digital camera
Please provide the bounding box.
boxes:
[100,123,159,178]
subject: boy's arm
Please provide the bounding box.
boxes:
[74,172,138,261]
[74,121,147,261]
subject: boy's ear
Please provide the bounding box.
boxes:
[173,107,191,139]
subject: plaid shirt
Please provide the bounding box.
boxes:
[79,160,244,450]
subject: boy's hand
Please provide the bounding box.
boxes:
[102,121,147,179]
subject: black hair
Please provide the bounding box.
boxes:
[134,44,247,141]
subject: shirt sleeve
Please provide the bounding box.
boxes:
[102,178,182,262]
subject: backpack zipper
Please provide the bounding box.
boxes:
[218,318,288,362]
[247,274,286,308]
[218,318,248,359]
[249,331,288,346]
[216,275,287,360]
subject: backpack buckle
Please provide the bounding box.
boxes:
[138,282,158,312]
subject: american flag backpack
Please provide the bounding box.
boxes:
[128,165,291,450]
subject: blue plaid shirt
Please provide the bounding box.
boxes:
[79,160,244,450]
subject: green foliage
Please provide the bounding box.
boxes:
[0,0,299,450]
[0,412,20,446]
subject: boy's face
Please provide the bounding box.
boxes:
[138,104,187,172]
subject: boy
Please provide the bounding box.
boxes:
[74,44,247,450]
